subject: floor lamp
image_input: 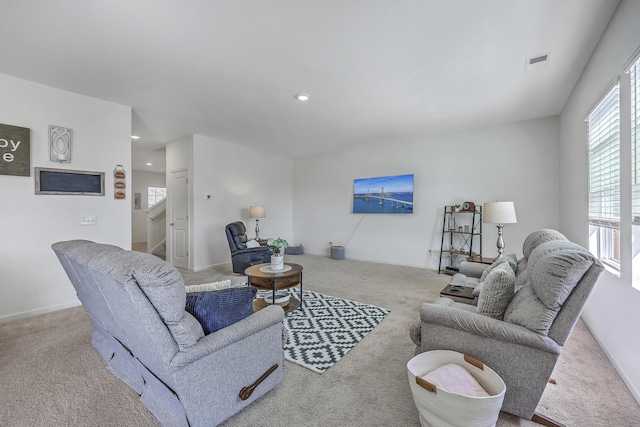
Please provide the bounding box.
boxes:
[483,201,517,260]
[249,205,265,240]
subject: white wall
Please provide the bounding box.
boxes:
[131,170,165,243]
[559,0,640,403]
[166,134,293,271]
[293,117,561,268]
[0,73,132,322]
[192,135,293,271]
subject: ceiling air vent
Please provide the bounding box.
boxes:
[525,53,550,71]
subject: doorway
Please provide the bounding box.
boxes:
[170,168,189,269]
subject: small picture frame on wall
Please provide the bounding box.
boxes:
[49,125,72,163]
[134,193,141,210]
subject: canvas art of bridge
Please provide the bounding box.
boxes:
[352,174,414,214]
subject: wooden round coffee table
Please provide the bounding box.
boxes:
[245,263,303,313]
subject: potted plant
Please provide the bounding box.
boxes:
[268,237,288,270]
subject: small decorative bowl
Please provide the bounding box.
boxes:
[264,290,290,307]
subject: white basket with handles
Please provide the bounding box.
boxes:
[407,350,506,427]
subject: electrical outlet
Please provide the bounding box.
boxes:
[80,215,97,225]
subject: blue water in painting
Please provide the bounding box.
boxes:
[353,193,413,214]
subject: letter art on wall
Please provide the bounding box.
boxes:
[0,123,30,177]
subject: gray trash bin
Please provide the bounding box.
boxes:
[330,245,345,260]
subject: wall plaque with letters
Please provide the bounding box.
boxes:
[0,123,30,177]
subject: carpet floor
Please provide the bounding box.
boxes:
[0,254,638,426]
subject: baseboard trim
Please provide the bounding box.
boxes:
[303,251,430,269]
[581,316,640,406]
[0,300,81,324]
[193,261,232,272]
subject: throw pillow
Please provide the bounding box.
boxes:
[185,287,257,334]
[246,239,260,248]
[476,262,516,320]
[471,281,483,297]
[479,254,517,282]
[185,280,247,293]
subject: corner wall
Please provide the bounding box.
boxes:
[0,73,132,322]
[191,135,293,271]
[166,134,293,271]
[293,117,561,267]
[559,0,640,403]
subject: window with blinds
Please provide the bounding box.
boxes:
[630,57,640,223]
[588,84,620,229]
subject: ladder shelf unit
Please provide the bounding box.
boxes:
[438,204,482,274]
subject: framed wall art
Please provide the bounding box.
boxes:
[49,125,72,163]
[353,174,414,214]
[0,123,30,176]
[35,167,105,195]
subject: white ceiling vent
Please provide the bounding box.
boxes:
[525,53,550,71]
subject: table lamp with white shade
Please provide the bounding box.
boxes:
[483,201,517,259]
[249,205,265,240]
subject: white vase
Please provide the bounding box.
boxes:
[271,254,284,270]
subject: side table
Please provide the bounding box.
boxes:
[245,263,303,313]
[467,256,494,265]
[439,284,476,305]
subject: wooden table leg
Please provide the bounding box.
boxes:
[299,271,303,308]
[271,278,276,305]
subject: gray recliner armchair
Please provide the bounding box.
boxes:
[411,230,603,425]
[226,221,272,274]
[52,240,285,427]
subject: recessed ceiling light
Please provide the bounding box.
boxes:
[146,162,153,166]
[295,93,310,101]
[131,135,141,139]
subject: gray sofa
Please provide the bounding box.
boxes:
[411,230,603,422]
[52,240,285,427]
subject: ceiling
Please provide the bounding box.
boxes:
[0,1,620,173]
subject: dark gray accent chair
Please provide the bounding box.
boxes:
[225,221,271,274]
[411,230,603,426]
[52,240,285,427]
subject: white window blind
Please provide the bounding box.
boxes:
[588,84,620,229]
[630,57,640,223]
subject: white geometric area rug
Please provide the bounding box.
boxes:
[266,290,390,374]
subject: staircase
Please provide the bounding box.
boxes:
[146,198,166,260]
